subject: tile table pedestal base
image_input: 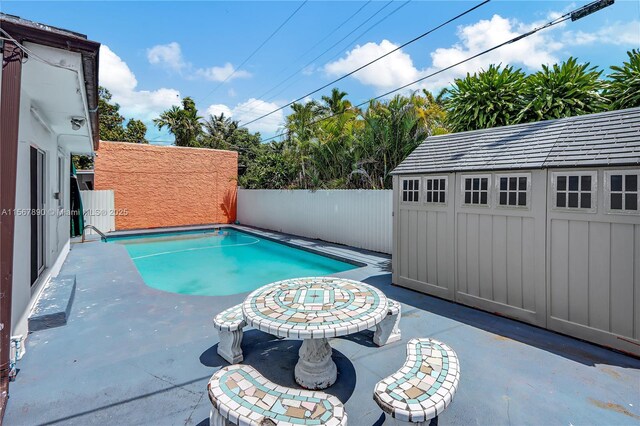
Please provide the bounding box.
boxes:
[295,338,337,390]
[217,329,244,364]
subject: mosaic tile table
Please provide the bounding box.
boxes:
[242,277,389,389]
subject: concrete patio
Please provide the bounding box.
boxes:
[4,228,640,425]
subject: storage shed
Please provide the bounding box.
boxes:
[391,107,640,355]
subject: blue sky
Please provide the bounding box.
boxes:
[4,1,639,143]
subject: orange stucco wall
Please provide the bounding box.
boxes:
[94,141,237,230]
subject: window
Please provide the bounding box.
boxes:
[462,175,490,206]
[553,172,596,211]
[401,178,420,203]
[496,174,530,208]
[425,176,447,204]
[605,171,639,213]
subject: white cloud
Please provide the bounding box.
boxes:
[146,41,253,84]
[99,45,181,122]
[423,14,563,90]
[204,98,284,134]
[325,40,421,92]
[146,42,187,72]
[324,13,639,94]
[563,21,640,46]
[206,104,233,118]
[196,62,252,82]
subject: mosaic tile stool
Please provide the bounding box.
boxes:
[208,364,348,426]
[213,304,247,364]
[373,299,402,346]
[373,338,460,426]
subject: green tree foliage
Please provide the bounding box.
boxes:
[71,154,94,170]
[98,87,148,143]
[355,95,430,188]
[202,113,238,150]
[444,65,527,132]
[605,49,640,110]
[445,52,638,132]
[240,142,299,189]
[202,113,262,172]
[240,89,448,190]
[147,51,638,190]
[72,87,148,170]
[124,119,148,144]
[520,57,607,122]
[153,97,202,147]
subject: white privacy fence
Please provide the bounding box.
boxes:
[237,189,393,253]
[80,190,116,234]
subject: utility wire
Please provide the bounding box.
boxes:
[233,0,395,116]
[257,8,578,144]
[240,0,490,127]
[198,0,308,104]
[231,1,373,115]
[237,0,414,116]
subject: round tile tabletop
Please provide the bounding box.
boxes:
[242,277,389,340]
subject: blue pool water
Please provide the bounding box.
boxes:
[109,229,357,296]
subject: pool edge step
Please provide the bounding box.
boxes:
[28,275,76,332]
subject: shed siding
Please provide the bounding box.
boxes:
[394,166,639,355]
[394,173,455,299]
[546,167,640,354]
[454,170,546,326]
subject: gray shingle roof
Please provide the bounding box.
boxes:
[392,107,640,175]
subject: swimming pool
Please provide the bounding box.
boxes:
[109,229,357,296]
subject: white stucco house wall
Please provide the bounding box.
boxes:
[0,12,100,391]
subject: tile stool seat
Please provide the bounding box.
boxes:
[373,338,460,425]
[208,364,348,426]
[213,304,247,364]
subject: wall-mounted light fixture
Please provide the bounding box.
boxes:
[70,116,86,131]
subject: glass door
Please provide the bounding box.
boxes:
[30,146,46,286]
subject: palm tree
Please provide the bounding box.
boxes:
[605,49,640,110]
[412,90,449,136]
[284,100,324,187]
[356,95,427,189]
[153,97,203,147]
[309,103,359,188]
[202,113,238,150]
[520,57,607,122]
[321,88,352,114]
[444,65,527,132]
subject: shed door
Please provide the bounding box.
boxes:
[546,168,640,356]
[393,174,456,300]
[454,171,547,327]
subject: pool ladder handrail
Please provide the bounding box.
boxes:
[82,225,108,242]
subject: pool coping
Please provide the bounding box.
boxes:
[99,224,388,270]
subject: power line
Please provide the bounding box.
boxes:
[232,0,396,117]
[240,0,489,128]
[231,1,374,116]
[197,0,308,104]
[257,0,608,144]
[237,0,414,116]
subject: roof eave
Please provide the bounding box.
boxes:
[0,17,100,151]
